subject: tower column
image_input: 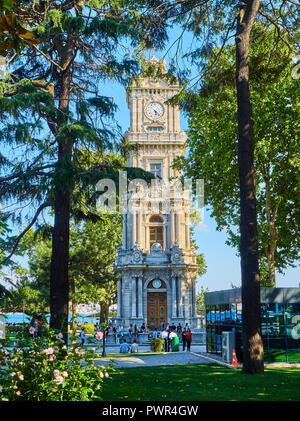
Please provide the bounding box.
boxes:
[117,279,122,318]
[132,212,136,246]
[131,277,137,318]
[177,277,183,318]
[170,211,175,246]
[193,280,197,317]
[164,218,168,250]
[172,277,177,318]
[138,212,142,248]
[185,212,190,249]
[138,276,143,318]
[122,214,127,248]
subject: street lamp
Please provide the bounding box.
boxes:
[102,325,107,357]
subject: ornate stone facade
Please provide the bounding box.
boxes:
[115,57,199,329]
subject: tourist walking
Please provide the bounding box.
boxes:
[152,328,158,339]
[182,328,187,351]
[128,325,133,343]
[79,328,85,346]
[171,334,180,352]
[161,328,168,352]
[167,329,174,352]
[134,324,139,340]
[186,329,193,352]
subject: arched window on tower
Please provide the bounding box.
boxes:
[149,215,164,249]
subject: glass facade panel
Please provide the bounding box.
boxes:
[205,292,300,363]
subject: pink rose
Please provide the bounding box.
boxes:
[96,331,103,341]
[54,375,64,385]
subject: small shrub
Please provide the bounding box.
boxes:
[80,323,95,335]
[150,338,165,352]
[0,327,113,401]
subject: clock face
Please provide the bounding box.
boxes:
[152,279,162,289]
[145,102,164,120]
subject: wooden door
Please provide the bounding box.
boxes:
[147,292,167,329]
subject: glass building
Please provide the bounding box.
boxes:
[204,288,300,363]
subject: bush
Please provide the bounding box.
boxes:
[0,327,113,401]
[150,338,165,352]
[80,323,95,335]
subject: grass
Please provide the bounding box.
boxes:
[265,349,300,363]
[100,363,300,401]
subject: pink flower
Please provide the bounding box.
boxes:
[16,391,21,395]
[29,326,35,334]
[96,331,103,341]
[17,372,24,381]
[13,385,18,390]
[42,347,55,355]
[99,372,104,378]
[53,369,60,377]
[54,375,64,385]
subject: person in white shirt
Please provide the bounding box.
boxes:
[130,340,139,353]
[161,328,168,352]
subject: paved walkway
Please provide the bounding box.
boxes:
[94,345,210,368]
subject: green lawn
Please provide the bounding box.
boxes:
[100,364,300,401]
[265,349,300,363]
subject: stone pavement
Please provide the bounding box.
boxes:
[94,345,211,368]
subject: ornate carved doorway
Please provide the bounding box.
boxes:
[147,279,167,329]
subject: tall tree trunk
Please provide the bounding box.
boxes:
[70,277,77,335]
[235,0,264,374]
[100,301,109,324]
[49,42,74,342]
[49,151,71,341]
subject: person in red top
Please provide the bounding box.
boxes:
[186,329,192,352]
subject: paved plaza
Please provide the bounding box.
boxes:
[94,345,211,368]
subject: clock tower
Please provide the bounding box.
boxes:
[115,56,199,329]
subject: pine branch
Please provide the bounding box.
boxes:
[1,201,52,264]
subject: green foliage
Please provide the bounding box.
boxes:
[0,327,113,401]
[174,23,300,284]
[196,285,209,315]
[81,323,95,335]
[150,337,165,353]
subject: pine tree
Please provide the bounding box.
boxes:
[0,1,167,340]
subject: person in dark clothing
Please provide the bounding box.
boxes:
[182,328,187,351]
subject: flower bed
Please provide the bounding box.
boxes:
[0,327,113,401]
